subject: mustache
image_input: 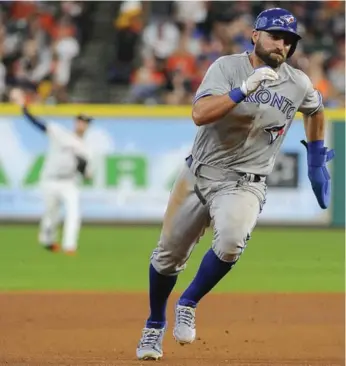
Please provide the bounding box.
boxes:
[271,50,285,57]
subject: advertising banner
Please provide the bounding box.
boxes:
[0,114,331,224]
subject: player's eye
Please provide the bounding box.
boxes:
[270,32,293,46]
[283,37,293,46]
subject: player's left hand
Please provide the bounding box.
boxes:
[76,156,88,176]
[9,88,26,107]
[301,140,335,209]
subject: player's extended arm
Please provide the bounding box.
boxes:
[22,106,47,132]
[192,67,279,126]
[192,95,237,126]
[301,110,335,209]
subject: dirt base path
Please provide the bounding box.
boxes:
[0,293,344,366]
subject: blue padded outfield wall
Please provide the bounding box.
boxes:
[0,104,343,226]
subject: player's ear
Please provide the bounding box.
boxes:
[251,30,259,45]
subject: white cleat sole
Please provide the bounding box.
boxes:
[137,350,163,361]
[138,355,162,361]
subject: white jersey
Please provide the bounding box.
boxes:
[41,122,91,183]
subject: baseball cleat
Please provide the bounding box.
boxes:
[136,325,166,360]
[43,243,60,252]
[173,305,196,344]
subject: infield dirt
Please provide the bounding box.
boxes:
[0,293,344,366]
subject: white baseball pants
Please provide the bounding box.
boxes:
[39,180,81,252]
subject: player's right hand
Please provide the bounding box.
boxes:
[9,88,26,107]
[240,67,279,96]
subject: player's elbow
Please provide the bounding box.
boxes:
[192,107,205,126]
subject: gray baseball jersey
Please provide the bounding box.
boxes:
[191,51,323,176]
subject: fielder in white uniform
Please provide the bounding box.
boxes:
[11,90,93,254]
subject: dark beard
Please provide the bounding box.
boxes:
[255,43,285,68]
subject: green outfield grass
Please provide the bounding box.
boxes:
[0,225,344,292]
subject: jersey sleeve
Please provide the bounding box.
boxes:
[46,123,67,142]
[298,75,323,115]
[193,57,232,104]
[72,140,90,158]
[22,107,47,132]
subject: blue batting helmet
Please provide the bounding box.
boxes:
[254,8,301,57]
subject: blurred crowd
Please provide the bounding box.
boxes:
[0,1,344,107]
[0,0,92,103]
[113,0,345,107]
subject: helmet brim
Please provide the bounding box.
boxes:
[256,27,302,40]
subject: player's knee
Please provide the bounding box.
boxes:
[213,230,248,263]
[150,248,187,276]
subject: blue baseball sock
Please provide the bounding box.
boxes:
[146,263,177,328]
[179,248,237,308]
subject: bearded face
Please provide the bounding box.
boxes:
[253,31,296,68]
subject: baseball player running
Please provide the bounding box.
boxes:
[136,7,335,360]
[10,89,94,255]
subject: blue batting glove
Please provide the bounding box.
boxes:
[301,140,335,209]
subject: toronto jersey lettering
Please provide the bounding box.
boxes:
[243,90,296,120]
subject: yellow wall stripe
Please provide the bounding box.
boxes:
[0,103,344,120]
